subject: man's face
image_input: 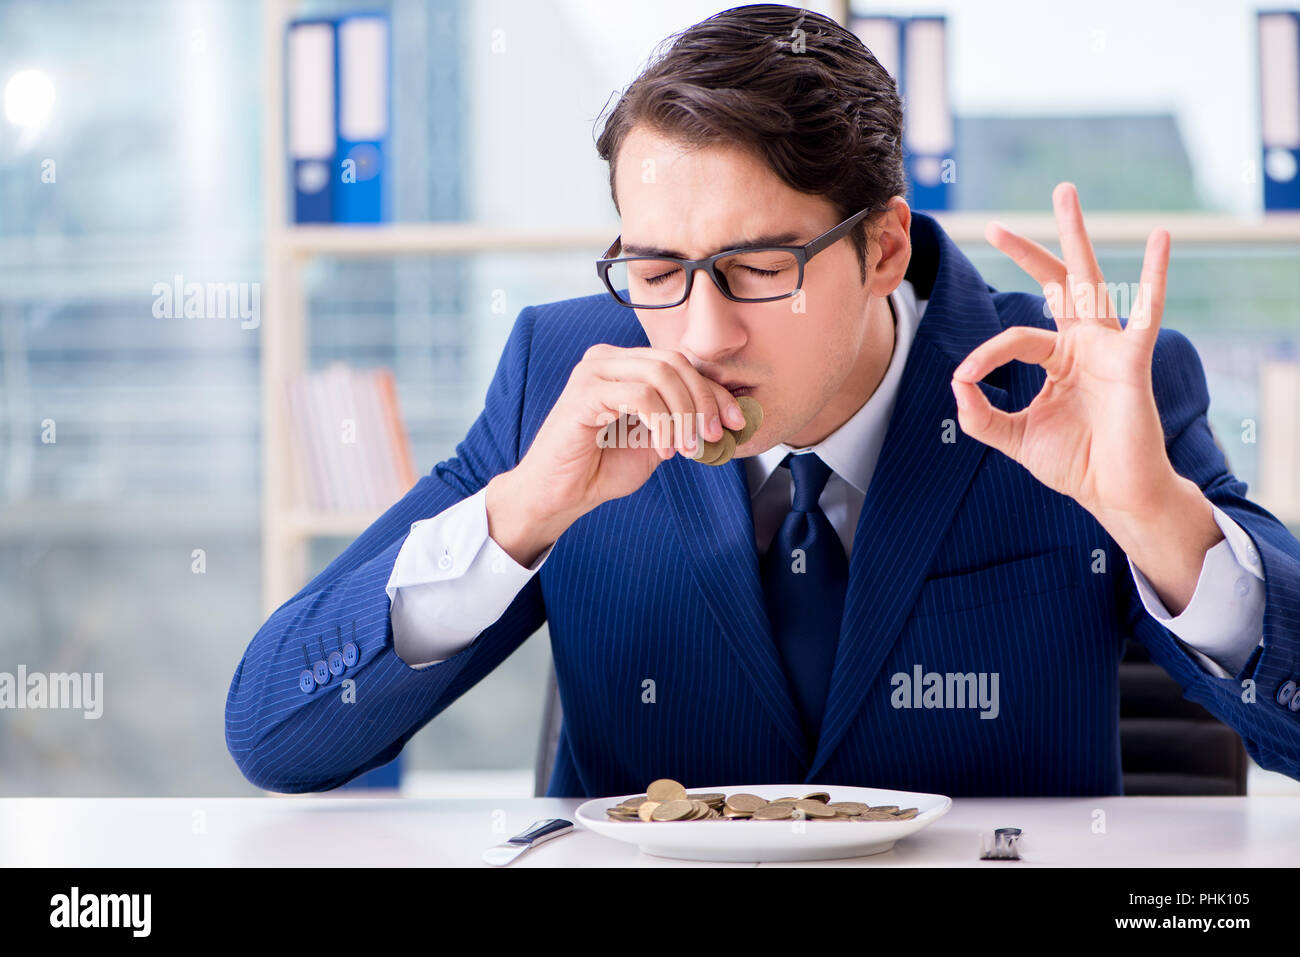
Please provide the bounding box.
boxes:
[612,123,905,454]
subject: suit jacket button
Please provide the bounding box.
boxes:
[299,670,316,694]
[342,641,359,667]
[1277,681,1296,706]
[313,660,330,685]
[328,651,345,676]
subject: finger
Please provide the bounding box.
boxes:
[985,221,1088,331]
[1062,269,1119,329]
[592,379,678,458]
[587,355,703,451]
[660,350,748,438]
[952,326,1060,384]
[985,220,1066,289]
[592,349,743,441]
[1067,272,1120,330]
[952,379,1026,461]
[1053,182,1115,324]
[1124,227,1170,348]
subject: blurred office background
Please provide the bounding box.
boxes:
[0,0,1297,796]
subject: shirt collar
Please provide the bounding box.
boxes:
[743,278,925,498]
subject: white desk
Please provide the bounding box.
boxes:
[1,796,1297,866]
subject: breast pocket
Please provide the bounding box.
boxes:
[912,546,1081,618]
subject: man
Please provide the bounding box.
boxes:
[227,4,1300,796]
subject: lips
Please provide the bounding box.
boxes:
[719,383,755,397]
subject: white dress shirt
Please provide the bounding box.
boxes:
[387,280,1266,677]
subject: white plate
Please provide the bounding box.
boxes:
[575,783,952,862]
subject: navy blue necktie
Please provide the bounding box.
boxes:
[759,452,849,752]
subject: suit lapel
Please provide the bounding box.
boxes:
[656,455,811,763]
[806,211,1014,781]
[805,340,1009,779]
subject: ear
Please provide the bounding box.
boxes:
[868,196,912,297]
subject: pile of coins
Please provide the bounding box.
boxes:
[604,779,920,822]
[689,396,762,467]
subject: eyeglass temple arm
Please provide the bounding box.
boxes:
[803,208,875,259]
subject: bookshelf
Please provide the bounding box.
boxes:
[258,0,1300,617]
[257,0,615,616]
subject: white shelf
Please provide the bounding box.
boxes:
[267,212,1300,264]
[273,223,614,258]
[932,210,1300,246]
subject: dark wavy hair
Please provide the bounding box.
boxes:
[594,3,907,284]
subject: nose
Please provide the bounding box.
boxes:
[677,267,747,362]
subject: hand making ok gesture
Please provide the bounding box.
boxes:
[950,182,1174,522]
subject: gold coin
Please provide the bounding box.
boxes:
[687,425,728,463]
[686,793,727,804]
[731,396,764,446]
[687,432,715,462]
[794,799,837,818]
[724,793,767,813]
[700,429,736,466]
[828,801,869,814]
[610,781,915,824]
[646,778,687,803]
[651,799,694,821]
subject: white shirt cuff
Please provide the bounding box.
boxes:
[1127,504,1265,679]
[385,487,554,669]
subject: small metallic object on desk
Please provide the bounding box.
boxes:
[979,826,1024,860]
[482,818,574,866]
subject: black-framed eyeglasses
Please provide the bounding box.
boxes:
[595,205,878,309]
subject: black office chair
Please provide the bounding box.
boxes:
[534,660,565,797]
[1119,637,1247,795]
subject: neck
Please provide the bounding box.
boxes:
[788,293,897,447]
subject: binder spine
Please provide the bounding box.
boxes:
[901,16,953,211]
[334,14,391,223]
[1259,11,1300,211]
[287,18,338,223]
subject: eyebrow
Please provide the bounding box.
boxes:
[619,231,804,259]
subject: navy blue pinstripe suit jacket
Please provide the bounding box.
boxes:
[226,211,1300,796]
